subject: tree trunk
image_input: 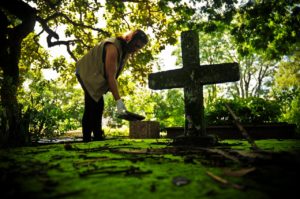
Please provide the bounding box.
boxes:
[0,0,36,147]
[0,34,31,147]
[0,73,25,147]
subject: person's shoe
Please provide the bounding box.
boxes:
[83,137,91,142]
[93,135,104,141]
[82,134,91,142]
[93,130,105,141]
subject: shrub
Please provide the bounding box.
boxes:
[205,97,281,125]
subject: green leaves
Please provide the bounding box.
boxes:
[231,0,299,59]
[18,75,84,139]
[275,52,300,89]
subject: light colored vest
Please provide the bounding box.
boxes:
[76,38,128,102]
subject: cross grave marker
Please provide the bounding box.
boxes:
[148,30,240,144]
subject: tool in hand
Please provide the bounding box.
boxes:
[117,111,145,121]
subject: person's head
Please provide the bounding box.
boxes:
[119,29,148,54]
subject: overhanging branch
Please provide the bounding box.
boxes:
[43,12,110,36]
[36,11,110,61]
[46,37,79,61]
[36,16,59,40]
[120,0,143,2]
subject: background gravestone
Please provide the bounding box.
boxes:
[149,30,240,145]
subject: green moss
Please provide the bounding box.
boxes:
[1,139,299,198]
[221,139,300,151]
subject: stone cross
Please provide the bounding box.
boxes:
[149,30,240,137]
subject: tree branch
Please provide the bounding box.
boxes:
[37,12,105,61]
[36,16,59,40]
[46,37,79,61]
[121,0,144,2]
[43,12,110,36]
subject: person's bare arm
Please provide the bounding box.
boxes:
[105,44,121,101]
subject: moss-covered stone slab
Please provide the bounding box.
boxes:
[1,139,300,198]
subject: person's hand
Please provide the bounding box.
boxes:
[116,99,127,114]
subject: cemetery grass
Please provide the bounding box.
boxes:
[0,138,300,199]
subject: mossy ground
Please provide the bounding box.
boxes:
[1,138,300,199]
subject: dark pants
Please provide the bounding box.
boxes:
[82,91,105,142]
[76,73,104,142]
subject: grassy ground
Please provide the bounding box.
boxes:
[1,138,300,199]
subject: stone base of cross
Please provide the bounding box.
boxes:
[149,30,240,146]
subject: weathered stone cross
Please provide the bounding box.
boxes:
[149,30,240,140]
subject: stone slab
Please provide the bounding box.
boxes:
[129,121,160,139]
[172,135,218,146]
[165,123,297,139]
